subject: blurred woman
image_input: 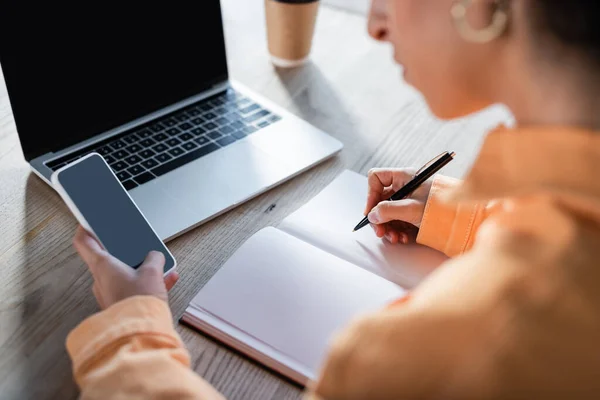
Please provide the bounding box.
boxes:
[67,1,600,399]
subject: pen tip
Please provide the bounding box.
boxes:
[352,229,356,232]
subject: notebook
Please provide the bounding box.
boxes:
[181,170,448,385]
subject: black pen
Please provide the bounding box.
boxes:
[353,151,456,232]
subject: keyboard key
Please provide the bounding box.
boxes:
[152,143,169,153]
[243,126,257,135]
[152,133,168,142]
[175,113,190,122]
[179,132,193,142]
[134,172,156,185]
[236,98,252,107]
[116,171,132,181]
[204,122,218,131]
[214,106,227,115]
[224,102,241,112]
[220,125,235,135]
[166,127,181,137]
[194,137,210,146]
[152,143,221,177]
[125,144,142,154]
[104,155,116,164]
[216,117,230,126]
[125,155,142,165]
[127,164,145,176]
[257,120,271,128]
[182,141,198,151]
[162,117,178,127]
[268,115,282,123]
[156,152,172,163]
[210,97,225,106]
[166,138,182,147]
[227,112,243,123]
[122,180,138,190]
[191,127,206,136]
[217,136,237,147]
[191,117,205,126]
[141,159,159,169]
[123,134,139,144]
[232,130,247,140]
[240,104,260,114]
[203,112,217,120]
[244,110,270,123]
[139,138,156,147]
[199,103,212,112]
[113,150,129,160]
[137,128,153,138]
[150,123,165,133]
[186,108,201,116]
[208,131,222,140]
[96,146,113,156]
[168,147,185,157]
[179,122,193,131]
[110,161,128,172]
[139,149,156,159]
[110,140,126,150]
[62,156,80,166]
[230,121,245,130]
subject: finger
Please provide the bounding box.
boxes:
[368,199,424,225]
[365,169,415,214]
[372,223,386,238]
[386,221,419,244]
[92,282,105,309]
[164,270,180,291]
[73,226,109,273]
[380,187,397,200]
[384,230,399,244]
[138,251,166,278]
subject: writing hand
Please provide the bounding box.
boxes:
[364,168,433,244]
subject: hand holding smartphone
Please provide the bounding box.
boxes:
[51,153,176,276]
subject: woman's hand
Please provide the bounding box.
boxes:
[365,168,433,244]
[73,226,179,309]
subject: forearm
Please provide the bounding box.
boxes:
[66,296,224,400]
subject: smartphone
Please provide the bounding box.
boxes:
[51,152,176,275]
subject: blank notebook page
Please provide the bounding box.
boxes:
[279,169,447,288]
[190,227,405,374]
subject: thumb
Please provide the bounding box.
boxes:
[368,199,424,226]
[138,250,166,276]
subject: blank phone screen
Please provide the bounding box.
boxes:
[57,154,175,272]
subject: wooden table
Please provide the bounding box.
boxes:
[0,1,510,399]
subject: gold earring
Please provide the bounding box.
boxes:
[451,0,509,44]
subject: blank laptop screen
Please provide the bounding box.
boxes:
[0,2,229,161]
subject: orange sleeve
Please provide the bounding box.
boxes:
[66,295,224,400]
[417,176,495,257]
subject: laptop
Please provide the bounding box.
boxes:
[0,2,343,241]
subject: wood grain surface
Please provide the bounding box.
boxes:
[0,1,510,399]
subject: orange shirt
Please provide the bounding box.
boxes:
[66,125,600,399]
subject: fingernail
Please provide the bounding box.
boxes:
[401,234,408,244]
[385,233,393,242]
[368,209,380,224]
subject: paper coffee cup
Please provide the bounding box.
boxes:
[265,0,320,68]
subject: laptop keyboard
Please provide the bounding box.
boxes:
[46,88,282,190]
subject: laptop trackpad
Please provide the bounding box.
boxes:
[158,141,294,223]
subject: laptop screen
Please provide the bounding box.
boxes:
[0,2,229,161]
